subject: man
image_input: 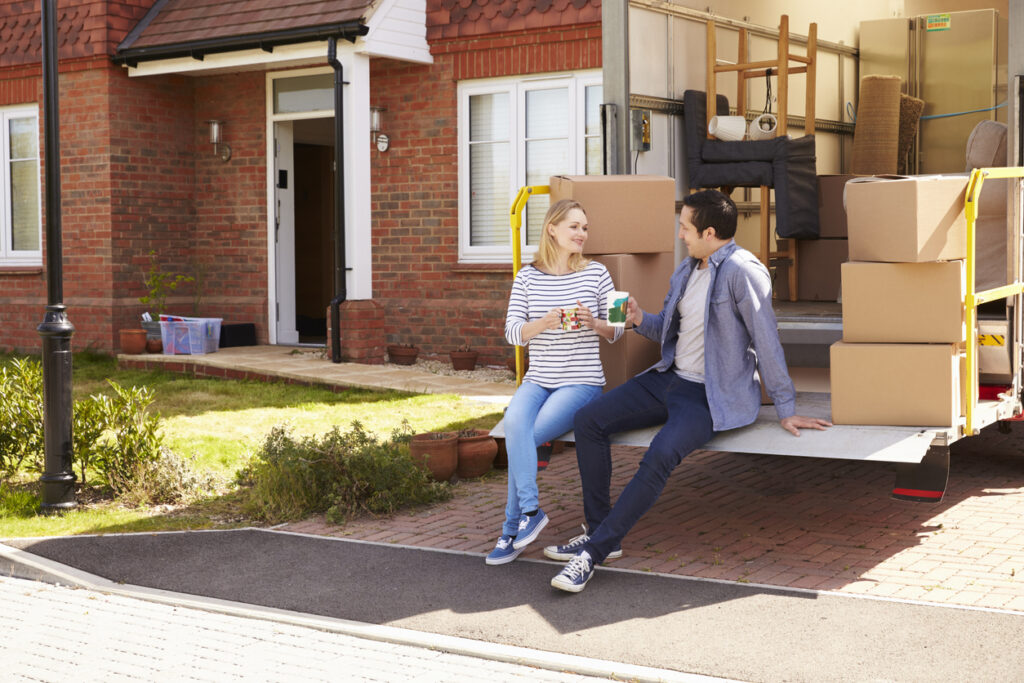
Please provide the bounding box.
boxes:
[546,189,831,593]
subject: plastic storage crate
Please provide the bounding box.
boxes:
[160,317,222,355]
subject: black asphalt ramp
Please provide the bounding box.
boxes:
[6,529,1024,682]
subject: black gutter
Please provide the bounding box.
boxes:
[327,37,348,364]
[114,22,368,66]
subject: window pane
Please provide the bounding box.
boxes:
[273,74,334,114]
[9,117,37,159]
[470,93,508,142]
[10,159,40,252]
[525,139,567,244]
[585,136,603,175]
[469,142,510,246]
[585,85,602,136]
[526,89,568,138]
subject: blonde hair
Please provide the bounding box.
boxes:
[532,199,590,273]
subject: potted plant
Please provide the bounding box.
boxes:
[387,343,420,365]
[450,344,479,371]
[408,431,458,481]
[456,428,497,478]
[139,250,193,348]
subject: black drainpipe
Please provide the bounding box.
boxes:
[327,37,347,363]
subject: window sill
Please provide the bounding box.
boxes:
[0,266,44,275]
[450,262,515,274]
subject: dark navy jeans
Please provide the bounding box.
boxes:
[572,370,714,564]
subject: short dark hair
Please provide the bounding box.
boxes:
[681,189,738,240]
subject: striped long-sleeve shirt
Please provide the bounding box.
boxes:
[504,261,621,388]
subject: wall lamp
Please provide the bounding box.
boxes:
[206,119,232,161]
[370,106,389,152]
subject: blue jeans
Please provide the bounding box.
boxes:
[573,371,714,563]
[502,381,603,537]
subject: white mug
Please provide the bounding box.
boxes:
[606,291,629,327]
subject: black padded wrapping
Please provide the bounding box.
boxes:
[682,90,820,239]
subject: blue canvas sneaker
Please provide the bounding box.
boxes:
[551,550,595,593]
[543,525,622,561]
[511,508,549,549]
[485,534,522,565]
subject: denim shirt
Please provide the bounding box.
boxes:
[634,240,796,431]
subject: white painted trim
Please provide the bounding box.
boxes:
[360,0,432,64]
[0,105,42,267]
[125,42,333,78]
[265,59,374,343]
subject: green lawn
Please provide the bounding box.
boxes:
[0,351,504,537]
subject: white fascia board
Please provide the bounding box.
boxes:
[124,42,333,77]
[359,0,432,64]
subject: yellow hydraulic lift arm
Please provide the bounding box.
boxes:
[508,185,550,386]
[964,167,1024,435]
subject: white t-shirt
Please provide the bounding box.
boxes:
[673,265,711,383]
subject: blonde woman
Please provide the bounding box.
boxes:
[487,199,622,565]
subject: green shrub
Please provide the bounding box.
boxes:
[0,358,165,494]
[242,421,450,524]
[0,358,45,475]
[113,447,220,507]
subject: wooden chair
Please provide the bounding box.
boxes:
[706,15,817,301]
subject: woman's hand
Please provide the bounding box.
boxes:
[578,300,616,340]
[520,307,563,342]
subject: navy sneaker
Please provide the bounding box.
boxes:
[543,525,622,561]
[485,535,522,565]
[551,550,595,593]
[511,509,549,549]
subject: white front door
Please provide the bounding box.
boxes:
[274,121,299,344]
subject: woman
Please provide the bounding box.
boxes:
[487,199,621,565]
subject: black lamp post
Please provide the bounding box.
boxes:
[37,0,76,513]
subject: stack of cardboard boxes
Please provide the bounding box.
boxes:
[549,175,678,390]
[830,175,969,426]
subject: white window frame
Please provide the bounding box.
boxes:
[457,71,601,263]
[1,105,42,267]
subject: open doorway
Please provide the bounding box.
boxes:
[274,117,335,345]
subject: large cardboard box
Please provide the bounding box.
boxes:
[841,261,965,343]
[773,238,848,301]
[830,341,960,426]
[817,174,857,238]
[845,175,968,262]
[549,175,676,255]
[593,252,677,389]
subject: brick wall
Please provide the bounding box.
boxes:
[369,23,601,366]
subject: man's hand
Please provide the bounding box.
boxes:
[780,415,832,436]
[625,297,644,327]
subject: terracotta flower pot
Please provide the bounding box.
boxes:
[450,350,479,371]
[493,438,508,469]
[456,429,497,478]
[119,329,147,354]
[145,337,163,354]
[408,431,458,481]
[387,345,419,365]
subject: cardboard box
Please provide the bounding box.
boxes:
[830,341,960,426]
[549,175,676,255]
[845,175,968,262]
[817,174,857,238]
[593,252,677,389]
[774,238,848,301]
[841,261,965,343]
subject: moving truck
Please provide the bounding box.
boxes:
[493,1,1024,502]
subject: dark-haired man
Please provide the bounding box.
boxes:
[548,189,831,593]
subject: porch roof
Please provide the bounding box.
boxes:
[115,0,374,65]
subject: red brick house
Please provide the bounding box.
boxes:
[0,0,603,366]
